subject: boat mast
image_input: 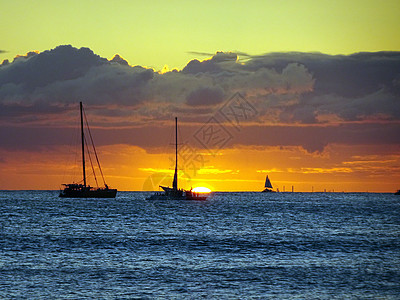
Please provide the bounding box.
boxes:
[172,117,178,190]
[80,101,86,187]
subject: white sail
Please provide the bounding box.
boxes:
[265,175,273,188]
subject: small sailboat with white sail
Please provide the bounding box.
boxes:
[59,102,117,198]
[146,117,209,200]
[262,175,275,193]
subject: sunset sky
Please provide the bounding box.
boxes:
[1,0,400,192]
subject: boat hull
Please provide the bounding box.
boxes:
[261,188,276,193]
[59,188,117,198]
[185,191,208,200]
[147,190,208,200]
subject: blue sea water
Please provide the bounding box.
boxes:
[0,191,399,299]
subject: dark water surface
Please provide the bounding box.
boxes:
[1,191,399,299]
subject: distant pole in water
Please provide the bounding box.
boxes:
[292,186,294,192]
[312,186,314,193]
[80,101,86,187]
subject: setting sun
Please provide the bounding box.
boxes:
[192,187,211,193]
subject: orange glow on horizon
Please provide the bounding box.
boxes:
[0,142,399,193]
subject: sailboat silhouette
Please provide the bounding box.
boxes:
[261,175,275,193]
[59,102,117,198]
[147,117,208,200]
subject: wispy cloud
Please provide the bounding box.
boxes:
[138,168,174,174]
[287,167,353,174]
[256,169,285,173]
[197,167,239,175]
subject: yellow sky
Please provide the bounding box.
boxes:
[1,0,400,70]
[1,1,400,192]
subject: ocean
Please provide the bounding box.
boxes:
[1,191,399,299]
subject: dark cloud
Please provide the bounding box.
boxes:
[2,48,399,122]
[0,46,107,91]
[182,59,222,74]
[245,51,400,97]
[186,86,225,106]
[0,101,70,118]
[182,52,238,74]
[1,49,9,66]
[0,45,154,116]
[238,52,400,124]
[1,59,10,66]
[1,46,400,153]
[0,124,182,151]
[230,123,400,153]
[210,52,238,63]
[279,104,317,124]
[110,54,129,66]
[1,121,399,155]
[13,51,39,61]
[306,89,400,122]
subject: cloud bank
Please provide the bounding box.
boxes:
[1,45,400,152]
